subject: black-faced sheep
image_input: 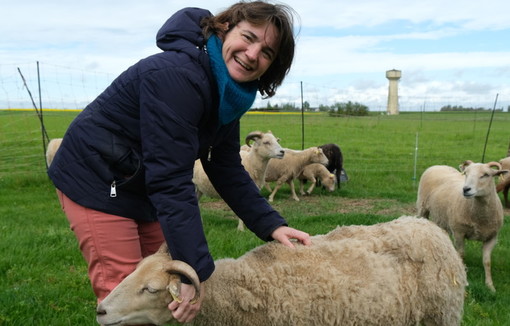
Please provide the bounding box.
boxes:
[96,216,467,326]
[318,143,344,188]
[264,147,328,202]
[297,163,336,195]
[417,160,508,292]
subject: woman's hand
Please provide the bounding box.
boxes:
[168,282,204,323]
[271,226,311,248]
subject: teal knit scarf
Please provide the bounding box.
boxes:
[207,35,258,125]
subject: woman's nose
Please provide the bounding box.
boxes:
[245,44,260,61]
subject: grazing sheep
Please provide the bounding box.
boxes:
[497,156,510,208]
[297,163,336,195]
[318,143,344,187]
[45,138,63,167]
[264,147,328,202]
[417,160,508,291]
[96,216,467,326]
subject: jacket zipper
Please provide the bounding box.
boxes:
[207,146,213,161]
[110,180,117,197]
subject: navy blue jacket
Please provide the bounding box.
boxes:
[48,7,287,282]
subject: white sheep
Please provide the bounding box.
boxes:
[297,163,336,195]
[264,147,328,202]
[193,131,284,199]
[417,160,508,292]
[45,138,63,167]
[96,216,467,326]
[192,131,284,230]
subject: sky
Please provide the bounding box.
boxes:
[1,0,509,111]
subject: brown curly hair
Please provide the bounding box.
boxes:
[201,1,298,98]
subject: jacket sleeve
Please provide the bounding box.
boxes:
[139,65,215,283]
[202,122,288,241]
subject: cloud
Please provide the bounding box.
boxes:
[1,0,509,111]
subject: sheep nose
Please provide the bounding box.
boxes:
[463,186,471,196]
[96,308,106,316]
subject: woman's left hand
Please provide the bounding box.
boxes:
[271,226,311,248]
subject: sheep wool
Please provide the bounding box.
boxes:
[97,216,467,326]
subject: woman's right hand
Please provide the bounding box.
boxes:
[168,282,204,323]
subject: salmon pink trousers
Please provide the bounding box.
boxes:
[56,190,165,303]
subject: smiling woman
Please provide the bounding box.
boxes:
[221,21,278,83]
[45,1,308,324]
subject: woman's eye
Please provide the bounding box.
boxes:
[262,51,273,60]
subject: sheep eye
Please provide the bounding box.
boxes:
[481,173,489,178]
[263,141,270,145]
[143,286,159,294]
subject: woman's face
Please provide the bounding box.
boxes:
[221,20,279,83]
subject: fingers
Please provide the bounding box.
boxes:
[294,229,312,246]
[168,282,204,323]
[271,226,312,248]
[169,299,201,323]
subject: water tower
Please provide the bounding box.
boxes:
[386,69,401,115]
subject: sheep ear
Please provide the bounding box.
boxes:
[495,169,509,177]
[168,279,182,303]
[157,243,169,254]
[459,160,473,172]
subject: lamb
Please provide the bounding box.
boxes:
[45,138,63,167]
[96,216,467,326]
[496,156,510,208]
[297,163,336,195]
[318,143,345,188]
[193,131,284,199]
[417,160,508,292]
[264,147,328,202]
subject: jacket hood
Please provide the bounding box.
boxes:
[156,7,212,51]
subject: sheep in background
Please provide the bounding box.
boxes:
[297,163,336,195]
[496,177,510,209]
[264,147,328,202]
[96,216,467,326]
[417,160,508,291]
[45,138,63,167]
[193,131,284,199]
[318,143,345,187]
[192,131,284,230]
[497,156,510,208]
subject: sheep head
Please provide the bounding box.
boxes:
[245,130,284,159]
[313,147,329,166]
[322,173,336,192]
[461,161,508,198]
[96,245,200,326]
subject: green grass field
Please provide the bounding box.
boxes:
[0,110,509,325]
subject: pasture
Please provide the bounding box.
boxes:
[0,109,509,325]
